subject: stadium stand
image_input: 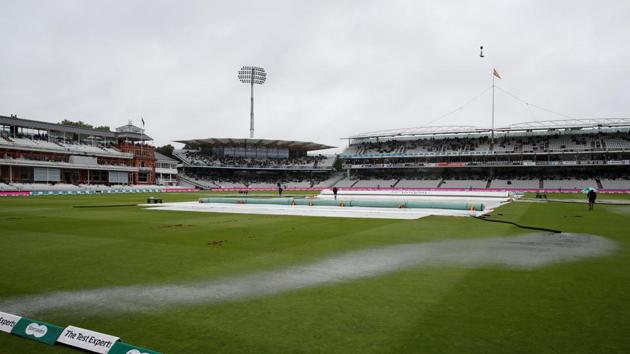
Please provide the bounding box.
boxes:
[338,119,630,191]
[3,183,171,192]
[178,170,335,190]
[542,179,598,190]
[600,178,630,189]
[341,128,630,159]
[175,149,331,169]
[172,138,337,189]
[439,179,489,189]
[395,179,442,188]
[3,114,629,192]
[1,137,130,158]
[1,115,156,187]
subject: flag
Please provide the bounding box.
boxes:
[141,116,145,126]
[493,68,501,79]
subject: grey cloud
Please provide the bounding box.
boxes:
[0,0,628,150]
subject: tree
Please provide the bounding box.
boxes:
[156,144,175,158]
[333,155,343,170]
[60,119,92,129]
[59,120,111,132]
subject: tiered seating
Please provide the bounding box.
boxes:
[1,137,127,157]
[599,179,630,189]
[174,149,332,169]
[3,183,170,192]
[352,179,398,188]
[519,141,545,153]
[177,180,196,188]
[77,184,167,191]
[492,143,515,153]
[8,183,81,191]
[316,155,336,168]
[439,179,488,189]
[58,143,122,155]
[542,179,597,189]
[490,179,540,189]
[605,139,630,150]
[467,143,490,154]
[312,174,344,188]
[343,133,630,158]
[0,183,15,191]
[178,170,329,189]
[333,178,357,188]
[405,145,435,154]
[548,137,589,151]
[182,176,221,188]
[79,184,109,190]
[11,138,62,150]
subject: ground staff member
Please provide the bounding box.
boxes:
[587,189,597,210]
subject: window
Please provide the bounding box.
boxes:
[138,172,149,183]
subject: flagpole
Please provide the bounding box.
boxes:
[139,118,144,185]
[491,71,495,151]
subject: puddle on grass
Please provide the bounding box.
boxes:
[0,232,616,316]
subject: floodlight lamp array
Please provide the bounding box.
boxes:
[238,66,267,84]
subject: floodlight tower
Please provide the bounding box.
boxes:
[238,66,267,138]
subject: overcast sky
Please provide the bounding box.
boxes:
[1,0,628,150]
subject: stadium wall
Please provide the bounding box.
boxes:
[208,186,630,193]
[0,187,197,197]
[0,191,31,197]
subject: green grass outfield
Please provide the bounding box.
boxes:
[1,192,629,353]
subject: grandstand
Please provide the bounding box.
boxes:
[173,137,337,189]
[337,118,630,191]
[0,115,157,191]
[3,113,630,193]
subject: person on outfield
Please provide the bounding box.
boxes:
[587,189,597,210]
[332,187,338,200]
[277,182,283,196]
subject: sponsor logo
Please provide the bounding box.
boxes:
[0,312,21,333]
[110,341,160,354]
[25,323,48,338]
[58,325,119,353]
[127,350,150,354]
[0,317,18,328]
